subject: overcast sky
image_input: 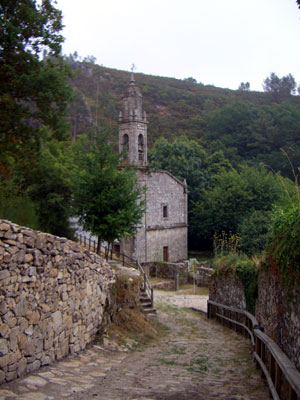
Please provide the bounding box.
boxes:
[55,0,300,92]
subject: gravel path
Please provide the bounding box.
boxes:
[0,290,269,400]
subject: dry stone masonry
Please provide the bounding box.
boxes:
[209,264,300,373]
[255,266,300,372]
[209,271,247,310]
[188,259,213,287]
[0,220,116,383]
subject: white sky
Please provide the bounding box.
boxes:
[55,0,300,92]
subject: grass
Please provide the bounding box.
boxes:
[156,303,182,314]
[176,284,209,296]
[158,358,180,366]
[149,277,173,285]
[162,346,186,356]
[150,278,209,296]
[105,307,170,351]
[157,355,210,375]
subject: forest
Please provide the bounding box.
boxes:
[1,0,300,264]
[63,54,300,253]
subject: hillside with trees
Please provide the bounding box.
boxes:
[2,1,300,256]
[65,57,300,178]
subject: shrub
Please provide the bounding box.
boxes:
[0,179,39,230]
[213,231,240,257]
[238,210,270,255]
[267,205,300,284]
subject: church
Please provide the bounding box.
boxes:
[118,74,188,264]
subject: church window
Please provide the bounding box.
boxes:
[163,205,168,218]
[138,134,144,161]
[123,134,129,150]
[163,246,169,262]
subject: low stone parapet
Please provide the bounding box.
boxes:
[188,259,213,287]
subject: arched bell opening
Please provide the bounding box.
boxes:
[138,134,144,163]
[123,134,129,158]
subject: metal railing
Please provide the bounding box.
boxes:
[75,233,153,308]
[207,300,300,400]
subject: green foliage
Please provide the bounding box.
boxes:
[0,178,39,229]
[235,258,258,314]
[238,210,270,255]
[267,205,300,284]
[213,231,240,257]
[28,138,75,237]
[193,165,284,247]
[148,136,210,202]
[148,136,233,249]
[72,129,145,246]
[0,0,72,171]
[263,72,297,100]
[238,82,250,91]
[213,253,258,314]
[64,59,300,182]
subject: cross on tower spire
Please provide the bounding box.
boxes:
[130,64,136,83]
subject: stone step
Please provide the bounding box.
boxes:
[143,307,157,314]
[140,296,150,302]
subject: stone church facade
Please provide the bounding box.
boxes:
[119,74,188,263]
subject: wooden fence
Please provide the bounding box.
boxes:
[207,300,300,400]
[75,234,153,308]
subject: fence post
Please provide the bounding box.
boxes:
[175,270,179,291]
[122,253,125,266]
[88,237,91,250]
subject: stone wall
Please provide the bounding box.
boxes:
[208,262,300,372]
[121,169,188,264]
[209,272,246,310]
[188,260,213,287]
[147,262,189,285]
[142,169,188,263]
[255,266,300,372]
[0,220,115,383]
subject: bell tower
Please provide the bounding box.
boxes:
[118,74,148,166]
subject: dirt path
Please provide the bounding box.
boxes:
[0,291,269,400]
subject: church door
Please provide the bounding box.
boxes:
[163,246,169,262]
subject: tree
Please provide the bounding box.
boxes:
[72,130,145,252]
[183,77,197,83]
[28,135,75,237]
[238,82,250,91]
[148,136,232,249]
[148,136,209,202]
[192,165,291,250]
[262,72,296,100]
[206,102,256,161]
[238,210,270,255]
[0,0,72,170]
